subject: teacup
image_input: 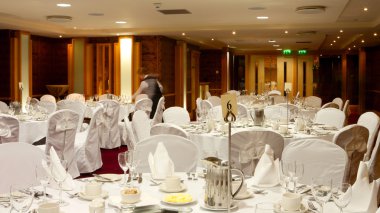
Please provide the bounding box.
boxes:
[232,181,248,196]
[84,182,102,196]
[281,192,301,211]
[164,176,181,191]
[89,198,105,213]
[121,187,141,204]
[279,125,288,134]
[37,202,60,213]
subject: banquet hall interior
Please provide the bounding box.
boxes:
[1,0,380,212]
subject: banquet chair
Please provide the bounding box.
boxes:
[276,103,298,119]
[315,108,346,129]
[132,110,151,143]
[134,98,153,117]
[332,97,343,110]
[264,105,290,122]
[211,105,223,121]
[123,115,137,150]
[282,139,347,185]
[57,99,86,132]
[201,100,213,112]
[37,100,57,115]
[134,134,198,173]
[150,123,188,139]
[99,100,121,149]
[0,101,9,113]
[321,102,339,109]
[74,107,104,173]
[273,95,286,104]
[163,107,190,126]
[40,94,56,103]
[0,143,46,193]
[332,124,369,184]
[357,112,380,161]
[304,96,322,108]
[227,90,240,96]
[268,90,281,96]
[368,130,380,181]
[66,93,85,103]
[231,130,284,176]
[343,99,350,125]
[44,109,80,178]
[0,114,19,143]
[99,93,117,101]
[135,94,148,102]
[196,97,202,111]
[205,91,211,99]
[208,96,221,106]
[151,96,165,126]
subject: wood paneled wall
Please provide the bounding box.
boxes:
[199,50,222,96]
[31,35,70,97]
[365,46,380,113]
[0,30,12,102]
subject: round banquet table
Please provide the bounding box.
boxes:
[19,119,48,144]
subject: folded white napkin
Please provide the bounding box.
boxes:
[148,142,174,179]
[41,147,75,190]
[252,144,280,187]
[345,161,380,213]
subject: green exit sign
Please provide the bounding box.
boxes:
[298,50,307,55]
[283,49,292,55]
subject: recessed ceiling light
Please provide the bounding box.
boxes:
[285,30,288,34]
[273,44,280,47]
[276,48,282,51]
[232,31,236,35]
[320,54,323,56]
[268,40,276,43]
[337,36,340,39]
[374,33,378,36]
[211,38,214,41]
[57,3,71,7]
[333,40,336,43]
[354,45,356,48]
[340,29,343,33]
[227,45,230,47]
[59,35,62,38]
[115,21,127,24]
[257,16,269,20]
[348,48,351,50]
[364,7,368,11]
[73,26,77,29]
[361,40,365,43]
[116,33,120,36]
[182,32,186,36]
[330,43,333,46]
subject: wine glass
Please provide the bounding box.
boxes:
[35,165,50,201]
[10,184,34,212]
[118,151,133,186]
[280,161,304,193]
[311,177,332,213]
[332,183,352,213]
[51,160,69,206]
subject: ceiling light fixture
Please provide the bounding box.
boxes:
[257,16,269,20]
[268,40,276,43]
[59,35,62,38]
[337,36,340,39]
[273,44,280,47]
[276,48,282,51]
[211,38,214,41]
[354,45,356,48]
[295,5,326,14]
[340,29,343,33]
[333,40,336,43]
[182,32,186,36]
[374,33,378,36]
[285,30,288,34]
[115,21,127,24]
[348,48,351,50]
[232,31,236,35]
[361,40,365,43]
[364,7,368,11]
[57,3,71,7]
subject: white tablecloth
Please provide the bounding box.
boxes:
[19,119,48,144]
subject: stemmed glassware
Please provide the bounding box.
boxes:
[332,183,352,213]
[311,177,332,213]
[280,161,304,193]
[35,165,50,202]
[10,183,34,212]
[51,159,69,206]
[118,151,133,186]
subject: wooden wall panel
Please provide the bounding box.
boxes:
[0,30,12,102]
[364,46,380,113]
[199,50,222,96]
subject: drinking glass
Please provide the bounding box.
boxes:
[35,165,50,201]
[118,151,133,186]
[51,160,69,206]
[311,177,332,213]
[332,183,352,213]
[10,184,34,212]
[280,161,304,193]
[255,202,275,213]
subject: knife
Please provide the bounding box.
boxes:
[93,174,113,181]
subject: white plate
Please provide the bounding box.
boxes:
[108,194,159,208]
[200,201,238,211]
[78,191,108,201]
[233,191,254,200]
[94,174,121,182]
[159,183,187,193]
[161,193,197,206]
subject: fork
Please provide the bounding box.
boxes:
[307,201,318,212]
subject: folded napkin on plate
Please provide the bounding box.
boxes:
[41,147,75,190]
[345,161,380,213]
[252,144,280,187]
[148,142,174,179]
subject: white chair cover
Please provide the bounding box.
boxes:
[333,124,369,184]
[273,96,286,104]
[45,109,80,178]
[201,100,213,112]
[99,100,121,149]
[205,91,211,99]
[0,114,19,143]
[332,97,343,110]
[231,130,284,176]
[227,90,241,96]
[66,93,85,103]
[304,96,322,108]
[211,105,223,121]
[321,102,339,109]
[151,96,165,126]
[134,134,199,173]
[282,139,347,185]
[40,94,56,103]
[268,90,281,96]
[98,94,117,101]
[196,98,202,111]
[357,112,380,160]
[150,123,188,139]
[37,100,57,115]
[0,101,9,113]
[208,96,221,106]
[163,107,190,126]
[134,98,153,117]
[135,94,149,102]
[123,117,136,150]
[315,108,346,129]
[343,99,350,125]
[74,107,104,173]
[0,143,46,193]
[276,103,299,119]
[57,99,86,132]
[237,103,248,118]
[132,110,151,143]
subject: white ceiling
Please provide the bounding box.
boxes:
[0,0,380,53]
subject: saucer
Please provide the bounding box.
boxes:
[159,183,187,193]
[78,191,108,201]
[276,203,308,213]
[200,201,238,211]
[233,191,254,200]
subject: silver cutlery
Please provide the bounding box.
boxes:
[137,173,143,184]
[192,172,198,180]
[186,172,192,180]
[307,201,318,212]
[93,174,112,181]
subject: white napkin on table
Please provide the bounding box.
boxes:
[41,147,75,190]
[148,142,174,179]
[252,144,280,187]
[345,161,380,213]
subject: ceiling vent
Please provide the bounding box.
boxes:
[296,31,317,36]
[158,9,191,15]
[295,6,326,14]
[296,41,312,44]
[46,15,72,22]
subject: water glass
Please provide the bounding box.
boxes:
[51,160,69,206]
[10,184,34,212]
[311,177,332,213]
[332,183,352,213]
[280,161,304,193]
[118,151,133,186]
[35,165,50,201]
